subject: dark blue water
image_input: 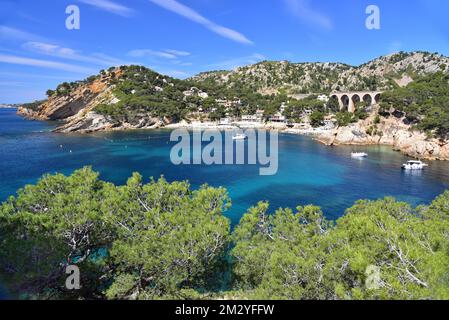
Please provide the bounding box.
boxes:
[1,108,449,225]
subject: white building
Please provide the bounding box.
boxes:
[183,89,194,97]
[280,102,287,115]
[215,98,241,108]
[317,94,329,103]
[184,87,209,99]
[198,92,209,99]
[241,115,263,123]
[269,112,286,123]
[220,118,232,125]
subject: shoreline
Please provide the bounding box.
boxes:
[14,106,449,162]
[161,122,449,162]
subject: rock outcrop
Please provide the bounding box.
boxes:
[18,72,115,121]
[17,67,171,133]
[316,112,449,160]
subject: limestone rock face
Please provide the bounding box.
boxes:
[317,112,449,160]
[17,75,113,121]
[16,68,170,133]
[55,112,164,133]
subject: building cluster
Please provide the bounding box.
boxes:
[183,87,209,99]
[189,91,337,128]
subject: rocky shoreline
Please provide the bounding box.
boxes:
[16,104,449,161]
[310,114,449,161]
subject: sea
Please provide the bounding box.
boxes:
[1,107,449,226]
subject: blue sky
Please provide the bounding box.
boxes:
[1,0,449,103]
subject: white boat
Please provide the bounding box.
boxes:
[232,133,247,140]
[402,160,428,170]
[351,152,368,158]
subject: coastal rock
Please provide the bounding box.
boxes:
[56,111,165,133]
[316,112,449,161]
[55,112,116,133]
[17,73,115,121]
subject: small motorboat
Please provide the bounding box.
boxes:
[232,133,248,140]
[402,160,428,170]
[351,152,368,158]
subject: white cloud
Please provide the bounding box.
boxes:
[174,61,193,66]
[0,26,46,42]
[0,71,80,81]
[128,49,191,59]
[0,54,98,74]
[208,53,266,70]
[22,42,131,67]
[164,49,191,57]
[148,0,253,44]
[78,0,134,17]
[284,0,333,30]
[0,81,25,87]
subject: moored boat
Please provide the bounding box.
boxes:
[351,152,368,158]
[402,160,428,170]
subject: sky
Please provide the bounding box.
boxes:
[1,0,449,103]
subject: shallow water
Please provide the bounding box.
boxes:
[1,108,449,225]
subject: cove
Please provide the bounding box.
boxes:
[1,108,449,226]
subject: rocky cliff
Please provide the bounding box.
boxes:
[316,111,449,160]
[17,67,171,133]
[18,71,116,121]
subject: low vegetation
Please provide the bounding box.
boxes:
[380,72,449,139]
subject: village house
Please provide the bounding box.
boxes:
[215,98,242,108]
[317,94,329,102]
[183,87,209,99]
[241,115,262,123]
[219,118,232,125]
[269,112,287,123]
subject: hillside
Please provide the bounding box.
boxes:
[18,66,214,132]
[17,51,449,134]
[192,51,449,95]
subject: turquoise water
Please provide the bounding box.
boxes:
[1,108,449,225]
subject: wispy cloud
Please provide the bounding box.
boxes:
[148,0,253,45]
[78,0,134,17]
[0,71,80,81]
[284,0,333,30]
[0,26,46,42]
[173,61,193,66]
[0,81,25,87]
[0,54,98,74]
[208,53,266,70]
[164,49,191,57]
[128,48,191,59]
[22,42,130,67]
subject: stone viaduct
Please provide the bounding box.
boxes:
[330,91,382,113]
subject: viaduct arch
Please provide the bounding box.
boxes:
[329,91,382,113]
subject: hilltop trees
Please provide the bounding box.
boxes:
[380,72,449,138]
[0,169,449,300]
